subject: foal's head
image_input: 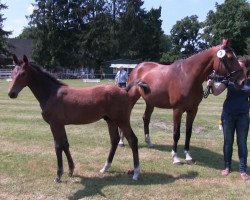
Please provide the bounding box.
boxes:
[214,39,246,87]
[8,55,30,98]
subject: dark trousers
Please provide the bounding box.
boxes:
[118,83,126,88]
[221,111,249,173]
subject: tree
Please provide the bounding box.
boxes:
[29,0,85,68]
[160,34,179,64]
[25,0,164,69]
[202,0,250,55]
[116,0,163,61]
[78,0,114,67]
[135,7,163,61]
[170,15,202,57]
[0,2,11,57]
[17,27,36,39]
[245,37,250,58]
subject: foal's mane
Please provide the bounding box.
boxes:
[30,63,67,86]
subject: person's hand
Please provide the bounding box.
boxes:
[207,79,214,87]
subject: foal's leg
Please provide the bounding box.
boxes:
[171,109,183,165]
[100,120,120,173]
[184,108,198,164]
[143,104,154,147]
[120,125,140,180]
[50,124,75,183]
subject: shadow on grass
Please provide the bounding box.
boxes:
[139,143,239,171]
[68,170,198,199]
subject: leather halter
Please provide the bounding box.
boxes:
[218,47,243,82]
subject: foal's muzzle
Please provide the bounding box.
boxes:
[8,92,18,99]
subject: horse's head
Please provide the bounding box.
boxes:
[8,55,30,99]
[214,39,246,87]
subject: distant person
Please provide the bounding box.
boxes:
[115,66,128,147]
[207,57,250,181]
[115,66,128,88]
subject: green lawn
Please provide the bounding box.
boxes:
[0,79,249,200]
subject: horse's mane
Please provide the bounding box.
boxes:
[183,46,217,61]
[30,63,67,86]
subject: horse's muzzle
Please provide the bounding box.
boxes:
[8,92,18,99]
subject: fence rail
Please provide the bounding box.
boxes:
[0,69,11,79]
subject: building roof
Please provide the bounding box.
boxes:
[8,39,34,62]
[103,58,139,65]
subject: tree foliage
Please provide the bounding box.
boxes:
[160,15,202,63]
[170,15,202,57]
[26,0,163,69]
[0,2,11,57]
[17,0,250,68]
[202,0,250,55]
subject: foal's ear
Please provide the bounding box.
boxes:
[23,55,29,64]
[12,54,20,65]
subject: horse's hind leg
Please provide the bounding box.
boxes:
[143,104,154,147]
[50,124,75,183]
[120,125,140,180]
[100,119,120,173]
[184,108,198,165]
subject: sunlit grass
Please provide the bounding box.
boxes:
[0,79,250,200]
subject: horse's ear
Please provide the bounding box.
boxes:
[222,38,230,47]
[12,54,19,65]
[23,55,29,65]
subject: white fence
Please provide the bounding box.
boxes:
[0,69,11,79]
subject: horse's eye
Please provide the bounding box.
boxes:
[20,72,27,77]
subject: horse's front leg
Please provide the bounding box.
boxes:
[143,104,154,147]
[63,137,75,177]
[100,120,119,173]
[50,124,75,183]
[184,109,198,165]
[171,109,183,165]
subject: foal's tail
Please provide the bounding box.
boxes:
[125,80,150,94]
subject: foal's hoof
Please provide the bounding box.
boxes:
[147,143,154,148]
[68,171,74,177]
[186,159,196,165]
[54,177,62,183]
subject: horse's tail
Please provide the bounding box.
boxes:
[125,80,150,94]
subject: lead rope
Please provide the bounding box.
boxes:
[203,71,215,98]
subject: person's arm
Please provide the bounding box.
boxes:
[241,79,250,93]
[115,72,119,85]
[207,79,227,96]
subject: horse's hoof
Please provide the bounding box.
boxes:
[68,171,74,177]
[118,143,125,147]
[100,162,111,173]
[54,177,62,183]
[173,161,183,165]
[133,175,139,181]
[147,143,154,148]
[68,166,74,177]
[186,160,196,165]
[132,167,140,181]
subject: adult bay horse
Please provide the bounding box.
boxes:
[127,39,246,165]
[8,55,140,182]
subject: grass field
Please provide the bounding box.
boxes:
[0,79,250,200]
